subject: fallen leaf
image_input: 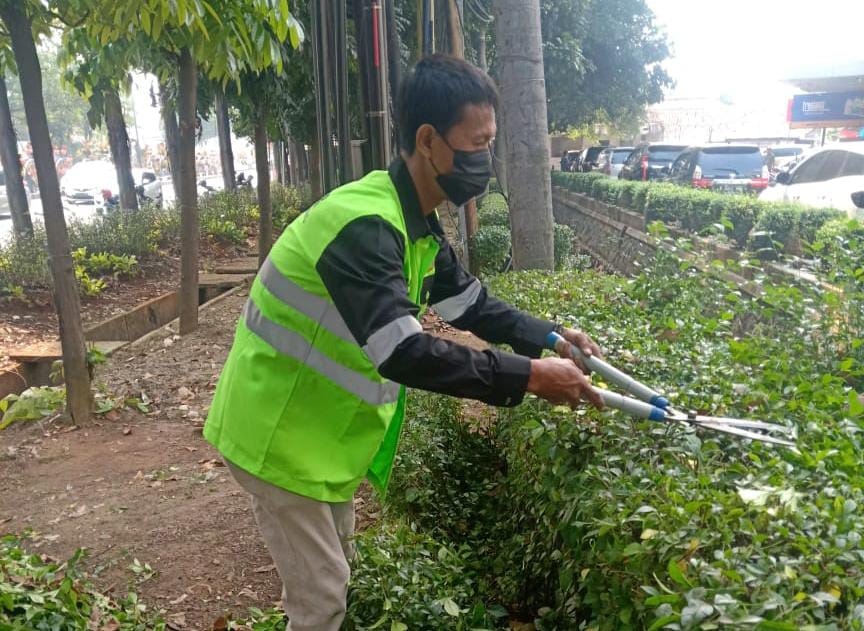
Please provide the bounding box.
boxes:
[169,593,189,606]
[253,564,276,573]
[212,615,228,631]
[122,427,132,436]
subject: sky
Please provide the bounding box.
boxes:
[646,0,864,104]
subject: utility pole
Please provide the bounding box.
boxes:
[354,0,391,171]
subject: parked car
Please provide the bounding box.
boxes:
[667,145,768,193]
[765,145,808,173]
[61,160,162,209]
[759,142,864,217]
[578,146,608,172]
[619,143,687,181]
[597,147,634,178]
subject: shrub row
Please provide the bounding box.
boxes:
[370,247,864,629]
[550,171,846,253]
[0,184,305,297]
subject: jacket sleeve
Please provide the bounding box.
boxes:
[316,216,532,407]
[428,238,556,358]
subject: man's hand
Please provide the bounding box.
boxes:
[527,357,604,410]
[556,328,603,373]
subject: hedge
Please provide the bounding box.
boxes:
[552,172,845,254]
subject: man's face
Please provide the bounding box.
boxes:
[415,103,496,182]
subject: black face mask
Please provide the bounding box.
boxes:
[430,133,492,206]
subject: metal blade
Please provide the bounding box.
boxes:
[687,415,794,433]
[688,421,796,447]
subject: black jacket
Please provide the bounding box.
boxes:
[315,158,555,407]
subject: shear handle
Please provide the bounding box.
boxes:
[547,332,670,408]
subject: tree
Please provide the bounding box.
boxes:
[0,0,91,422]
[0,73,33,238]
[493,0,554,270]
[214,88,235,191]
[538,0,671,131]
[84,0,303,333]
[61,34,139,210]
[6,41,91,148]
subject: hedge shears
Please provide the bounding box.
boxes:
[546,332,796,447]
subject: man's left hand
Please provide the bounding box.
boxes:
[556,328,603,373]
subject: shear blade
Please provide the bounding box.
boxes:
[688,415,794,433]
[686,421,796,447]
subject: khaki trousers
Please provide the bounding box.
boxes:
[226,460,355,631]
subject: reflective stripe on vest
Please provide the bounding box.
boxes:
[363,314,424,367]
[243,300,401,406]
[432,278,481,322]
[258,258,357,344]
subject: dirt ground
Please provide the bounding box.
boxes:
[0,243,247,375]
[0,286,485,630]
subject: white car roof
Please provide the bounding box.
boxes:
[810,141,864,156]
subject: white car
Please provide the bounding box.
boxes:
[61,160,162,209]
[597,147,635,178]
[759,142,864,218]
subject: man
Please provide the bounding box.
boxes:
[204,54,602,630]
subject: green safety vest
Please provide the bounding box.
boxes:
[204,169,440,503]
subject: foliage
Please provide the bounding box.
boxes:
[0,386,66,429]
[6,41,91,147]
[553,223,574,270]
[345,524,505,630]
[478,192,510,228]
[538,0,672,132]
[272,183,304,234]
[470,225,511,276]
[0,535,166,629]
[552,172,845,256]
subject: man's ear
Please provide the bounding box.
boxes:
[415,124,436,160]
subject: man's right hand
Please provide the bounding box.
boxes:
[527,357,604,410]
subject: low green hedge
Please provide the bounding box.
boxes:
[552,172,846,255]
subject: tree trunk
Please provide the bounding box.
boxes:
[493,0,554,270]
[255,108,272,267]
[177,48,199,335]
[104,87,138,211]
[2,2,91,422]
[309,128,323,201]
[0,74,32,238]
[158,80,181,204]
[477,24,488,73]
[215,90,235,192]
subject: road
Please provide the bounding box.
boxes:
[0,171,255,247]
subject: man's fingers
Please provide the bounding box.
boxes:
[585,386,604,409]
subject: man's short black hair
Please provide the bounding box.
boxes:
[397,54,498,154]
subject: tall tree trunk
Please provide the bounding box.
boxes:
[493,0,554,270]
[104,87,138,211]
[255,108,272,266]
[215,90,235,191]
[0,74,32,238]
[2,2,91,422]
[309,128,323,201]
[177,48,199,335]
[158,80,181,204]
[477,24,488,73]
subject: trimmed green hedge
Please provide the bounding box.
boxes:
[552,172,845,254]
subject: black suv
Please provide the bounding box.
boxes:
[619,143,687,181]
[667,145,768,193]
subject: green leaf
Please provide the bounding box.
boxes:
[622,542,644,557]
[849,390,864,417]
[442,597,461,616]
[647,614,680,631]
[756,621,799,631]
[667,558,690,587]
[390,622,408,631]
